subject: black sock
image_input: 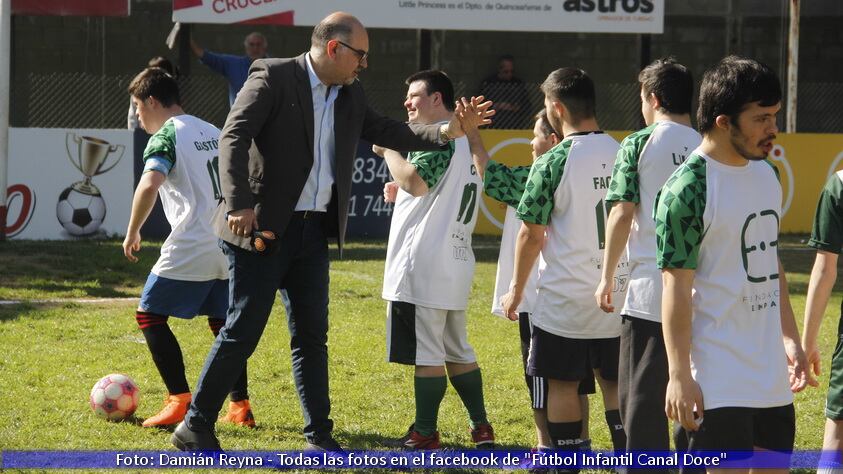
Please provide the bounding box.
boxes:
[136,311,189,395]
[547,420,582,473]
[547,420,583,451]
[605,409,626,451]
[208,318,249,401]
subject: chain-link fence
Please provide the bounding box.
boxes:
[18,71,843,134]
[25,72,232,129]
[799,83,843,133]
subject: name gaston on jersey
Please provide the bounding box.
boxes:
[193,138,219,152]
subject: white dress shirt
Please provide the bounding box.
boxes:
[296,53,341,211]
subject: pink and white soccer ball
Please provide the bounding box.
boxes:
[89,374,140,421]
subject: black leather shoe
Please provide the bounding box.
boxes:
[171,421,222,451]
[305,435,344,452]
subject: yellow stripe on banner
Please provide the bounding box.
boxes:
[474,130,843,235]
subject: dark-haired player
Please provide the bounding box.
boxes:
[595,57,701,456]
[657,56,813,466]
[501,68,627,460]
[378,70,495,450]
[124,67,254,429]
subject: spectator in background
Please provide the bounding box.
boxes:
[128,57,178,130]
[190,31,268,105]
[479,55,531,129]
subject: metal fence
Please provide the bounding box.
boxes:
[25,72,232,129]
[18,71,843,134]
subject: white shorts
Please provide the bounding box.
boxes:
[386,301,476,366]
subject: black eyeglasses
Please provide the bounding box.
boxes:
[336,40,368,64]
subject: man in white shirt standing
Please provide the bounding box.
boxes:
[501,68,627,461]
[378,70,495,450]
[595,57,700,458]
[657,56,813,468]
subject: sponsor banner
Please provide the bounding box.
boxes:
[347,141,395,238]
[12,0,130,16]
[5,128,133,239]
[0,450,839,469]
[475,130,843,235]
[6,129,840,239]
[172,0,664,34]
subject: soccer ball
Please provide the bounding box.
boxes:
[56,186,106,236]
[89,374,140,421]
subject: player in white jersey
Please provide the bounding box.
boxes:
[124,68,255,429]
[658,56,813,464]
[594,58,701,456]
[375,70,495,450]
[460,108,594,452]
[500,68,627,458]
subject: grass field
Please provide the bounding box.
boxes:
[0,235,839,473]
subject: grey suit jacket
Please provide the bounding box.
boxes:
[213,53,444,253]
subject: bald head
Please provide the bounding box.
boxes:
[311,12,364,50]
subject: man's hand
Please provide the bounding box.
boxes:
[594,277,615,313]
[665,375,704,431]
[455,96,495,134]
[123,231,142,263]
[499,290,522,322]
[372,144,387,157]
[446,96,495,139]
[383,181,399,203]
[784,338,818,392]
[228,208,256,238]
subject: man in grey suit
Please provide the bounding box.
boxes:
[172,12,479,451]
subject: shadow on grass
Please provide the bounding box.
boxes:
[329,236,502,264]
[0,302,34,322]
[2,282,135,299]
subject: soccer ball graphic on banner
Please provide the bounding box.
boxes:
[89,374,140,421]
[56,187,106,236]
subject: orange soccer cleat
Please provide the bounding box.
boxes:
[142,392,192,428]
[219,399,256,428]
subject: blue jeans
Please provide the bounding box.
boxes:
[185,212,332,442]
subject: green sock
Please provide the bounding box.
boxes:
[449,368,488,428]
[414,375,447,436]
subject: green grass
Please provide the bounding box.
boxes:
[0,235,839,473]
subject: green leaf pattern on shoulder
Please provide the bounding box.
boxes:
[655,154,707,269]
[605,123,657,204]
[516,140,571,226]
[409,141,456,189]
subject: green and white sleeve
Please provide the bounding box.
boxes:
[655,154,707,269]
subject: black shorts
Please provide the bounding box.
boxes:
[686,404,795,452]
[618,315,670,450]
[527,325,619,382]
[518,314,594,408]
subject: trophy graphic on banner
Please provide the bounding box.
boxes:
[56,133,125,236]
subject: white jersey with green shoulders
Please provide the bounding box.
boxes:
[382,136,482,310]
[144,115,227,281]
[605,121,701,322]
[517,132,627,338]
[655,152,792,409]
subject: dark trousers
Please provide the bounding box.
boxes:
[185,212,333,442]
[618,315,670,452]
